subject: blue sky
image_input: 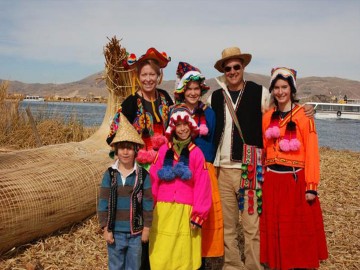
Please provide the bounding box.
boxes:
[0,0,359,84]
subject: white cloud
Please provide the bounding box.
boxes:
[0,0,359,83]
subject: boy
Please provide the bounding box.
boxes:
[98,113,153,270]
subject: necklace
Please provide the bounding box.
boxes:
[279,110,290,119]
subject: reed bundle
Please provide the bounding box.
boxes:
[103,36,137,113]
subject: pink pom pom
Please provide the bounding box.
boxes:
[265,128,272,139]
[136,149,157,164]
[272,126,280,138]
[151,135,168,150]
[289,138,301,151]
[279,139,290,152]
[265,126,281,139]
[199,124,209,136]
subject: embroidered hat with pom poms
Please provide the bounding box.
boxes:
[165,106,199,139]
[174,62,210,104]
[269,67,297,93]
[124,47,171,69]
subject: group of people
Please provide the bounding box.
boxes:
[97,45,328,270]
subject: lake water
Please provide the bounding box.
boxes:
[20,101,106,127]
[20,101,360,152]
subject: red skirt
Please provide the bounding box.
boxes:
[260,169,328,269]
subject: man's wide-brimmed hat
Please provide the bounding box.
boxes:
[214,47,252,73]
[124,47,171,69]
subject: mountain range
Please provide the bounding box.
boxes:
[2,71,360,102]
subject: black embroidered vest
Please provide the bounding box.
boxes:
[211,81,263,161]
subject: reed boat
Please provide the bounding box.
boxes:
[0,37,132,255]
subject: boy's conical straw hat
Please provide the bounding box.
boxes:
[110,113,144,146]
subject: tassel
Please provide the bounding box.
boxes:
[158,148,175,181]
[136,149,157,164]
[151,135,168,151]
[199,124,209,136]
[173,147,192,180]
[131,72,136,96]
[151,97,161,123]
[265,110,280,139]
[279,120,300,152]
[173,162,192,180]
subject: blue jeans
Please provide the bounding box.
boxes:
[107,232,142,270]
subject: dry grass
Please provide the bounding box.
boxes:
[0,147,359,269]
[0,82,97,150]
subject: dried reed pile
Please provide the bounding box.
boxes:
[1,147,359,269]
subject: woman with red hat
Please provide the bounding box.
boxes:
[106,47,173,270]
[107,47,174,165]
[172,62,224,269]
[261,67,328,269]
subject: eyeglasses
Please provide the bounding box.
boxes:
[224,64,242,73]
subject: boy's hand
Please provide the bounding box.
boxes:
[103,227,114,244]
[141,226,150,243]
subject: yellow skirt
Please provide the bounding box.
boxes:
[149,202,201,270]
[201,163,224,257]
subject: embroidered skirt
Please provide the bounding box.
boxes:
[149,202,201,270]
[201,163,224,257]
[260,169,328,269]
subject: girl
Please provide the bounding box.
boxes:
[260,67,328,269]
[149,106,212,270]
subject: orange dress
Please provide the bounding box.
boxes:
[260,106,328,269]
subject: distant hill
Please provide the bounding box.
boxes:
[2,71,360,102]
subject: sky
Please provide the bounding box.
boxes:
[0,0,359,84]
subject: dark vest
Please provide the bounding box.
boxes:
[211,81,263,162]
[107,166,146,234]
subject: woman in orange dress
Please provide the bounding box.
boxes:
[260,67,328,269]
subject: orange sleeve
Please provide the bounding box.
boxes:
[303,118,320,191]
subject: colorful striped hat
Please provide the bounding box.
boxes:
[174,62,209,103]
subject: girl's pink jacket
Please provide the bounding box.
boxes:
[150,142,212,226]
